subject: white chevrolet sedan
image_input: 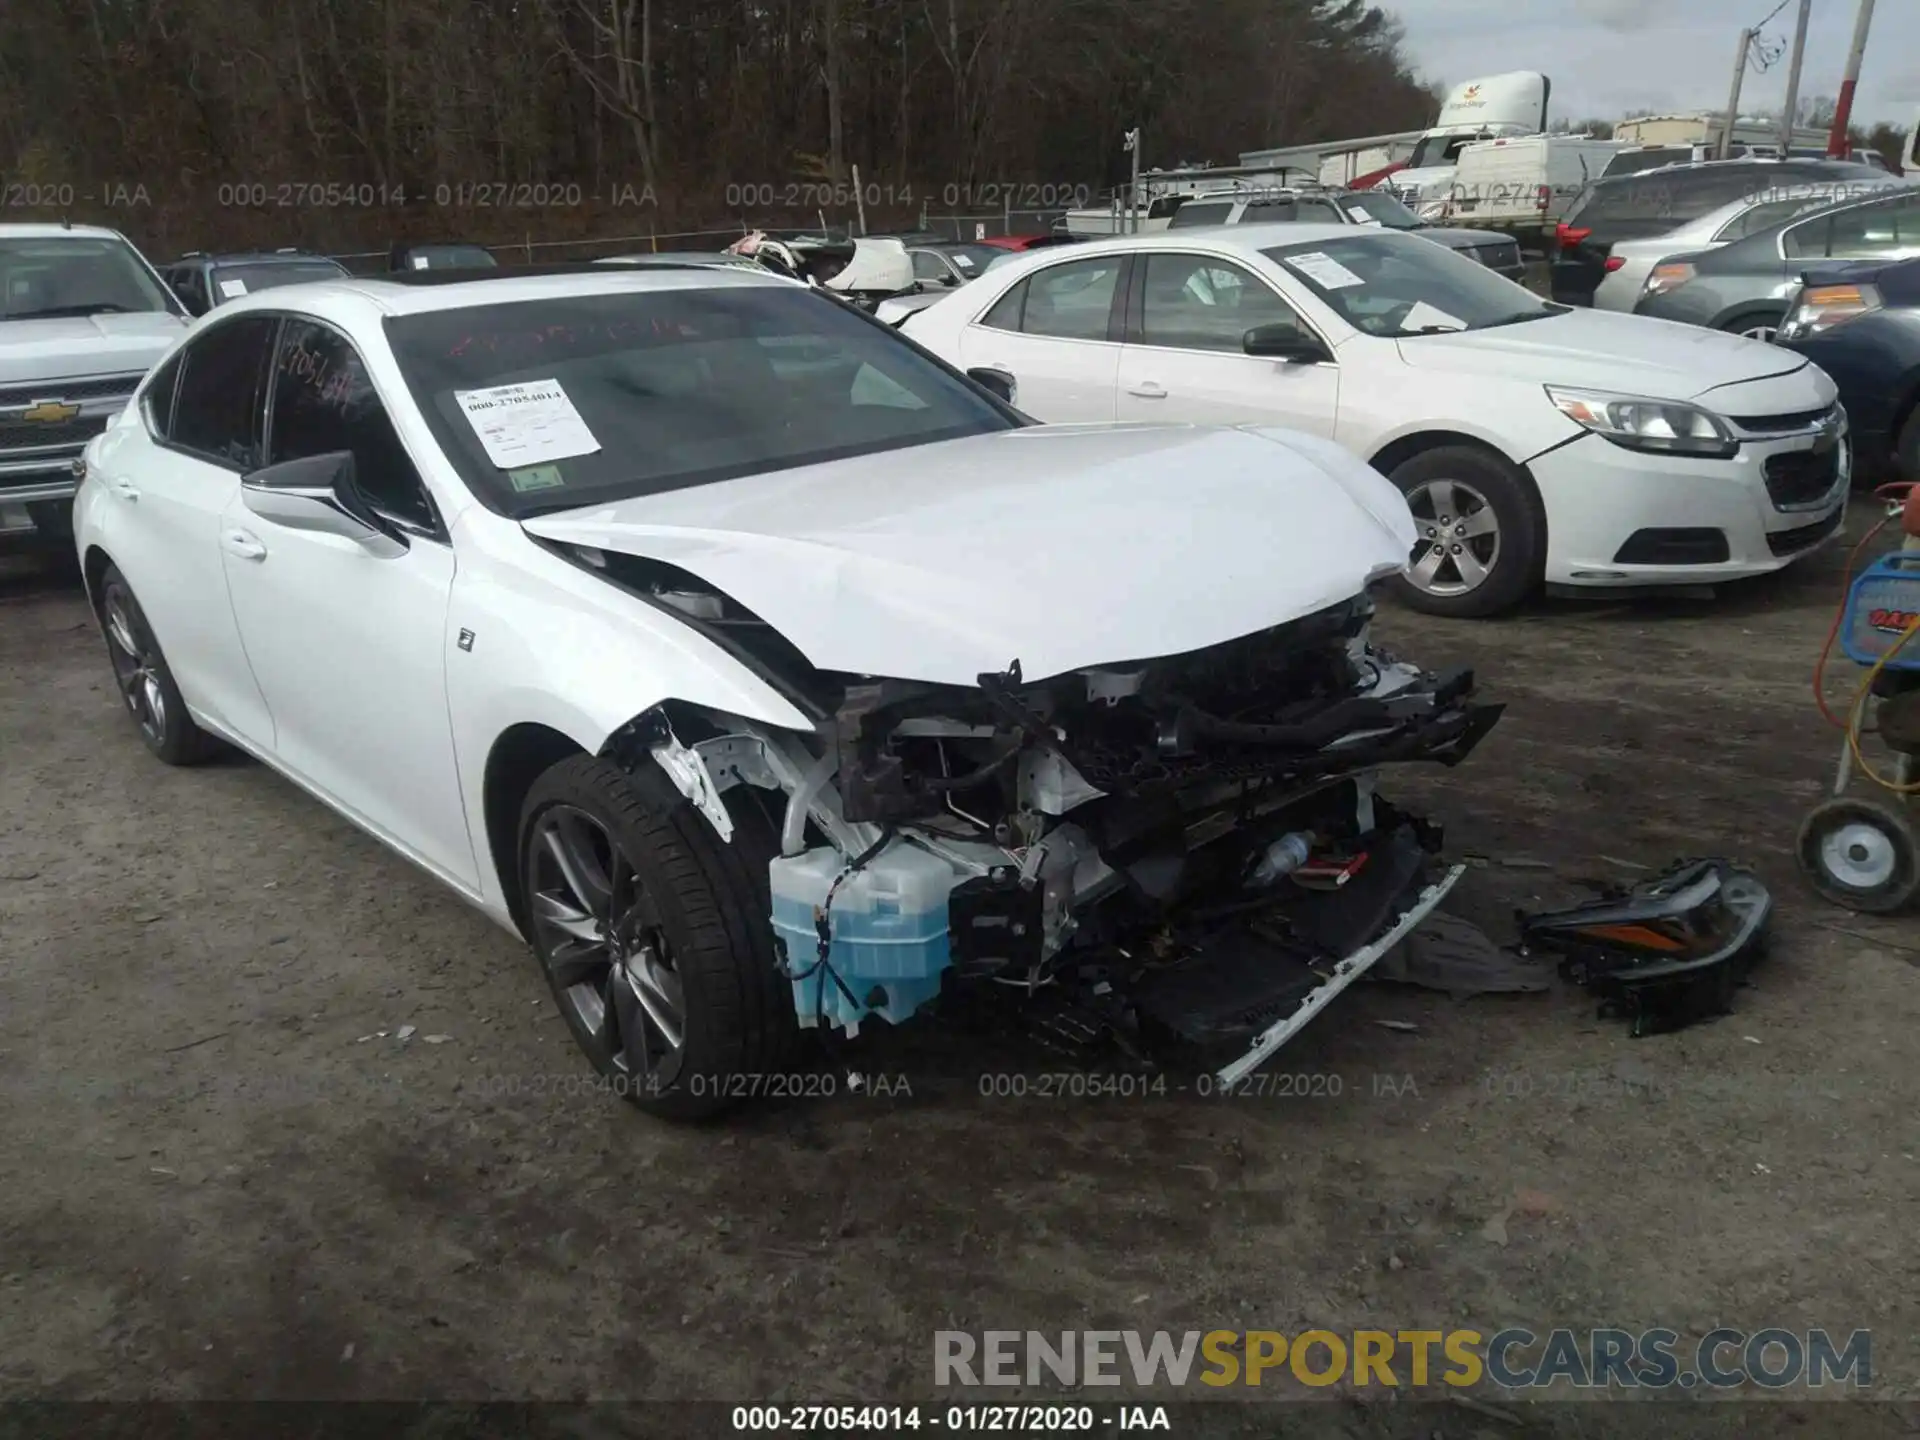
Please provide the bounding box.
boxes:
[902,224,1850,617]
[71,265,1504,1116]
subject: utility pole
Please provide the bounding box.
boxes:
[1719,28,1753,160]
[1123,127,1142,233]
[1827,0,1876,157]
[1778,0,1812,153]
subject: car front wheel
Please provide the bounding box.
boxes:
[1385,445,1542,618]
[96,564,223,765]
[518,753,797,1120]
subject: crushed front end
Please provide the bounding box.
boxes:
[651,584,1500,1085]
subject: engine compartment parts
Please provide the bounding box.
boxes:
[1518,859,1773,1037]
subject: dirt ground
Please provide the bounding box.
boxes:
[2,512,1918,1440]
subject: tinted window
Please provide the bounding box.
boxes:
[1138,254,1304,351]
[911,251,950,282]
[1715,194,1836,242]
[1263,232,1543,338]
[1017,256,1123,340]
[1567,162,1887,231]
[0,235,175,320]
[385,285,1019,515]
[981,280,1027,329]
[142,352,184,439]
[1822,192,1920,258]
[1167,201,1234,229]
[1240,199,1298,222]
[1601,148,1695,179]
[208,260,347,303]
[171,315,277,466]
[269,320,436,530]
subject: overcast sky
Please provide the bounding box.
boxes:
[1385,0,1920,129]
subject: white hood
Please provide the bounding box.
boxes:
[523,423,1415,688]
[0,312,186,385]
[1395,307,1809,403]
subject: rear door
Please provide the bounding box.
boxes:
[957,252,1128,421]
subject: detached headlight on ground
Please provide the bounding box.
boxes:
[1545,385,1737,459]
[1778,283,1882,342]
[1642,262,1695,298]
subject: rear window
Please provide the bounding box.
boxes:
[1564,161,1889,233]
[1600,148,1695,179]
[1167,202,1234,229]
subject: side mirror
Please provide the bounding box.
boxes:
[967,366,1019,406]
[1243,323,1327,364]
[241,450,405,553]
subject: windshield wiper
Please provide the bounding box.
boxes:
[5,302,141,320]
[1472,310,1558,330]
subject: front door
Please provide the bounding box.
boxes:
[1114,252,1340,437]
[218,316,478,890]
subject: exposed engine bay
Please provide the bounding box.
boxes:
[593,549,1502,1084]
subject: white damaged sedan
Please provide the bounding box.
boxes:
[73,265,1501,1117]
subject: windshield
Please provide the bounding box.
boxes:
[1334,191,1424,229]
[208,260,348,301]
[939,244,1000,277]
[1262,232,1549,338]
[1408,131,1488,169]
[386,284,1020,516]
[0,236,176,320]
[401,245,498,270]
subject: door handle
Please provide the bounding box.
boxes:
[1127,382,1168,399]
[111,478,140,502]
[221,528,268,561]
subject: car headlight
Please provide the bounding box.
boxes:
[1642,262,1695,298]
[1545,385,1737,459]
[1778,282,1882,342]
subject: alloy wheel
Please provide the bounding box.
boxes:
[104,590,168,747]
[1738,322,1778,343]
[527,804,687,1087]
[1404,478,1502,597]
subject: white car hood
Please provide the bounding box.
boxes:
[1394,306,1809,402]
[0,312,186,384]
[523,424,1415,688]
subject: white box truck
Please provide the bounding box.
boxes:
[1442,134,1626,236]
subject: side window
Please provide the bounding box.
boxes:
[1018,256,1124,341]
[1137,254,1303,353]
[980,280,1027,332]
[1826,194,1920,258]
[1716,197,1820,242]
[911,251,949,283]
[1782,213,1833,259]
[170,315,278,467]
[142,351,184,440]
[268,319,437,531]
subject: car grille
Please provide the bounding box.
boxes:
[1613,528,1731,566]
[0,413,109,454]
[0,374,141,408]
[1767,506,1845,557]
[1731,404,1839,436]
[1763,444,1842,510]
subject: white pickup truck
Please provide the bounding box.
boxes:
[0,224,188,554]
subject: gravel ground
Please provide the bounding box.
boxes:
[2,517,1917,1439]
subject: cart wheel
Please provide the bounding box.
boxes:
[1796,797,1920,913]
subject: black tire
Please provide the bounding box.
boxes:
[518,753,797,1120]
[1796,796,1920,914]
[1716,308,1786,344]
[1384,444,1543,618]
[1896,405,1920,486]
[95,564,223,765]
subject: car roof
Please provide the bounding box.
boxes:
[0,223,131,242]
[1053,222,1367,255]
[202,263,801,325]
[172,251,343,265]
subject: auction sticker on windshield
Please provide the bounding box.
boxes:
[1287,252,1364,289]
[218,278,248,298]
[455,379,602,469]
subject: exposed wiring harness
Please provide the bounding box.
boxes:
[1813,480,1920,794]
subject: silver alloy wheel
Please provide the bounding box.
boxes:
[1817,820,1898,892]
[527,804,686,1083]
[104,591,167,746]
[1738,321,1778,343]
[1404,478,1501,597]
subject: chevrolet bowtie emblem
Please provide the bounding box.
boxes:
[20,400,80,424]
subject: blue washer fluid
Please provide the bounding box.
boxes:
[769,843,959,1034]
